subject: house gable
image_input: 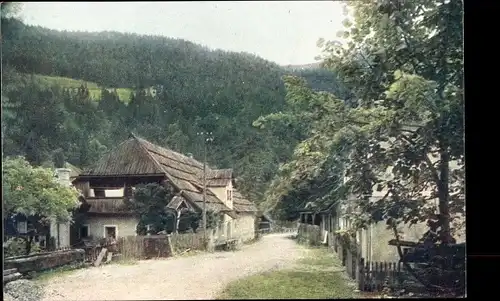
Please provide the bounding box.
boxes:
[81,137,165,176]
[78,134,237,215]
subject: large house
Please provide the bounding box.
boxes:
[72,134,258,243]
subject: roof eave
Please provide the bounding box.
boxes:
[77,173,166,179]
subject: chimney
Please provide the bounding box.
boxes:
[55,168,72,187]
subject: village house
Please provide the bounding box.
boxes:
[298,143,465,262]
[71,134,258,244]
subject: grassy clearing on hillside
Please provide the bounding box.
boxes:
[217,245,358,299]
[27,74,132,103]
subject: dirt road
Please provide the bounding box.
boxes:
[41,233,304,300]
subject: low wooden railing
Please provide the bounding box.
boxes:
[259,227,297,234]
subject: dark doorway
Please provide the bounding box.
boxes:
[104,226,117,239]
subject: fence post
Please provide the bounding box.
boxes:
[338,241,344,265]
[166,234,174,256]
[346,249,352,278]
[358,257,365,291]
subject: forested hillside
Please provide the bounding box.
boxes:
[1,17,345,204]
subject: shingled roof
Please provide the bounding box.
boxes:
[65,162,82,180]
[233,190,258,213]
[79,134,238,216]
[205,169,233,187]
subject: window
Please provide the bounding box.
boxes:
[94,189,105,198]
[17,221,27,234]
[91,187,124,197]
[104,188,124,197]
[227,189,232,201]
[104,226,117,239]
[80,225,89,239]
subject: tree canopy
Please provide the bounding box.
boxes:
[2,156,80,222]
[259,0,464,245]
[124,183,220,235]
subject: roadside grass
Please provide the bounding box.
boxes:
[111,258,139,265]
[217,245,358,299]
[297,247,344,270]
[178,250,206,257]
[33,262,86,283]
[34,258,139,282]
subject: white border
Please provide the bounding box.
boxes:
[103,224,118,239]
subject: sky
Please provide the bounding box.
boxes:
[19,1,347,66]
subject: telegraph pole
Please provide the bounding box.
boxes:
[196,131,213,241]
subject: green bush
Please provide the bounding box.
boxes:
[4,237,27,257]
[4,237,43,257]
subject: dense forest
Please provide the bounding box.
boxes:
[1,16,346,205]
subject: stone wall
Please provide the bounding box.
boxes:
[4,249,85,274]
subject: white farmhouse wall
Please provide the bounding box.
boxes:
[226,181,233,209]
[210,183,235,239]
[51,168,73,248]
[359,221,428,262]
[50,221,71,248]
[233,213,256,242]
[84,216,139,239]
[210,187,227,208]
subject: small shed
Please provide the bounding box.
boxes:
[258,212,274,232]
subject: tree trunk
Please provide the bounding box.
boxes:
[437,151,453,244]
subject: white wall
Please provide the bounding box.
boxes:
[226,181,233,210]
[52,168,73,248]
[84,216,139,239]
[359,221,429,262]
[50,221,71,248]
[210,182,235,239]
[233,213,256,242]
[210,187,227,208]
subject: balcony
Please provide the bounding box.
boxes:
[85,197,133,214]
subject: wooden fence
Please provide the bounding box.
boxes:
[84,246,105,263]
[117,235,170,260]
[114,232,210,260]
[169,231,207,252]
[259,227,297,234]
[331,232,405,292]
[299,225,405,293]
[359,258,403,292]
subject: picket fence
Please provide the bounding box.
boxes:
[359,258,403,292]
